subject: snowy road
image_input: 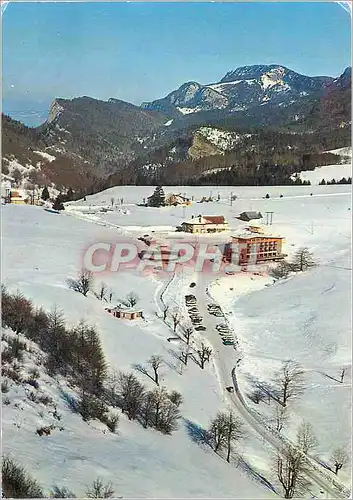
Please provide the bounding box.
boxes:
[189,272,349,499]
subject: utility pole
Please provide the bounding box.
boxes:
[230,192,233,206]
[310,221,314,235]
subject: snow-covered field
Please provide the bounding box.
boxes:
[2,203,276,498]
[2,183,351,497]
[295,146,352,185]
[296,164,352,185]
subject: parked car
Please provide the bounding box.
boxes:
[195,325,206,331]
[186,295,196,300]
[191,318,202,324]
[223,340,234,346]
[209,311,223,317]
[188,307,199,313]
[216,323,228,330]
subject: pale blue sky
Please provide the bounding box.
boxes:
[2,2,351,126]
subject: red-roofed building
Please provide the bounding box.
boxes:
[179,214,229,233]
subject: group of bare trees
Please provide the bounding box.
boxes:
[106,371,182,434]
[68,269,139,309]
[208,410,245,463]
[271,247,317,279]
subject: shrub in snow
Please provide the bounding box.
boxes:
[1,379,10,393]
[270,260,291,279]
[2,364,22,384]
[2,456,44,498]
[85,478,115,498]
[28,367,40,380]
[3,396,11,405]
[167,390,183,407]
[77,391,107,422]
[102,412,120,433]
[50,485,76,498]
[36,424,56,436]
[24,378,39,389]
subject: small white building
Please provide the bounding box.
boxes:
[179,215,229,233]
[105,304,143,320]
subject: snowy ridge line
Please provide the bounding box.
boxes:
[206,284,350,498]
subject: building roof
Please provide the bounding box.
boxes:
[182,215,227,225]
[107,304,143,313]
[232,232,284,240]
[204,216,226,224]
[237,211,263,220]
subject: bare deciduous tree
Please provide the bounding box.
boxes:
[107,289,114,303]
[170,308,181,332]
[340,368,346,383]
[275,446,310,498]
[147,355,163,385]
[290,247,317,272]
[147,387,181,434]
[197,342,212,369]
[167,390,183,407]
[110,197,115,208]
[117,372,145,420]
[209,412,228,453]
[296,421,318,455]
[208,411,244,462]
[273,404,289,433]
[331,447,349,475]
[95,282,107,301]
[86,478,114,498]
[224,411,245,462]
[68,269,94,297]
[126,291,139,307]
[182,325,194,345]
[274,360,305,407]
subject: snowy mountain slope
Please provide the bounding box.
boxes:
[142,65,334,116]
[2,204,277,498]
[3,326,273,498]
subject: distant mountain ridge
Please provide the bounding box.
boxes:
[2,64,351,192]
[142,64,334,117]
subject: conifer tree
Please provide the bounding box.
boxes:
[41,186,50,200]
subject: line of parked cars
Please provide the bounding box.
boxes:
[185,295,206,331]
[207,303,224,318]
[216,323,235,346]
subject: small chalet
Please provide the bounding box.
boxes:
[105,305,143,320]
[165,193,191,206]
[179,215,228,234]
[237,211,263,222]
[9,190,27,205]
